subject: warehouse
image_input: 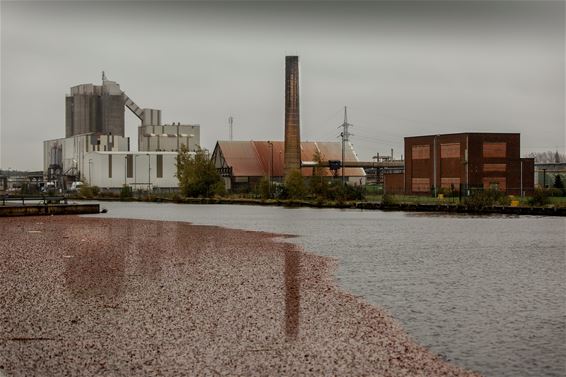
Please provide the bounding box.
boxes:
[212,140,366,192]
[403,133,534,196]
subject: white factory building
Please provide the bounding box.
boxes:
[83,150,181,191]
[43,74,199,191]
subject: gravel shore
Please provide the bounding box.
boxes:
[0,217,480,376]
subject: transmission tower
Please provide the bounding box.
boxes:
[338,106,353,185]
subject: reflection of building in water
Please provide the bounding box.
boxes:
[285,246,301,339]
[63,223,126,300]
[135,221,164,279]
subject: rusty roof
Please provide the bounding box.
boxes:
[216,140,366,178]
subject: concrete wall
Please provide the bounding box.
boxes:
[44,134,129,183]
[138,124,200,152]
[142,109,162,126]
[100,94,125,136]
[65,82,125,138]
[84,151,180,189]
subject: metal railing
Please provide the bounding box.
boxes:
[1,195,68,206]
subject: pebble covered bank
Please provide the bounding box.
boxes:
[0,217,480,376]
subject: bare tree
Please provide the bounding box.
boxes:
[525,150,566,163]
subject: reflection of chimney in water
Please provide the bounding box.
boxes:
[284,56,301,177]
[284,246,300,339]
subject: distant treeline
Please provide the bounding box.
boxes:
[525,151,566,163]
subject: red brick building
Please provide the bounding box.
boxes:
[404,133,534,195]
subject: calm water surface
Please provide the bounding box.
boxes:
[87,202,565,377]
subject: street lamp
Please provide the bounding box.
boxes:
[147,153,151,191]
[134,154,142,192]
[542,168,547,188]
[88,159,93,185]
[124,155,128,187]
[176,123,180,151]
[267,141,273,197]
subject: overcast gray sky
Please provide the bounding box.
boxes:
[1,0,564,170]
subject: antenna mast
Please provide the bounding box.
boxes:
[228,116,234,141]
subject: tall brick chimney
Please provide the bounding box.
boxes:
[284,56,301,176]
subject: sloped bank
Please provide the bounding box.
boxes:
[71,195,565,216]
[0,217,479,376]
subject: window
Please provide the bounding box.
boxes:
[412,145,430,160]
[412,178,430,192]
[440,143,460,158]
[483,164,506,172]
[441,177,460,189]
[126,155,133,178]
[482,177,506,191]
[156,154,163,178]
[483,142,506,158]
[108,155,112,178]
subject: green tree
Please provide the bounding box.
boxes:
[176,145,224,197]
[309,150,327,198]
[257,177,271,199]
[120,184,133,200]
[284,170,306,199]
[553,175,564,190]
[528,188,551,206]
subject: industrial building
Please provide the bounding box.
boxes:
[44,74,199,190]
[212,140,366,191]
[43,133,129,187]
[65,78,125,137]
[402,133,534,196]
[138,123,200,152]
[534,162,566,188]
[211,56,369,192]
[82,151,180,191]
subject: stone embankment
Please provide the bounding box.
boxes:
[0,203,100,217]
[84,195,565,216]
[0,217,480,376]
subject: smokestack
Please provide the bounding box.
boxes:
[284,56,301,176]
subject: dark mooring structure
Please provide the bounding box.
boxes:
[284,56,301,176]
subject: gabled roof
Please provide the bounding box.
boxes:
[216,141,266,177]
[214,140,365,178]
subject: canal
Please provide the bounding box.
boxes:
[88,202,565,377]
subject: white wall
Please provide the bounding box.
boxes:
[138,124,200,152]
[84,151,180,189]
[44,133,129,181]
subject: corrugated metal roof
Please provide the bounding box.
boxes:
[216,141,265,177]
[217,140,365,178]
